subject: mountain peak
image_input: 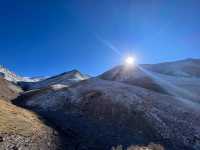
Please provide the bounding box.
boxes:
[99,64,167,93]
[69,69,80,73]
[0,65,45,83]
[0,65,23,82]
[22,69,90,90]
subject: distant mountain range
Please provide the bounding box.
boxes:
[1,58,200,150]
[0,65,46,83]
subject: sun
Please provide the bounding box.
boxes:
[125,56,135,65]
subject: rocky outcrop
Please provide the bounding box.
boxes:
[0,131,62,150]
[0,78,22,101]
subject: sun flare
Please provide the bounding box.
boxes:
[125,56,135,65]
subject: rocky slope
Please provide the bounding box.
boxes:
[15,77,200,150]
[0,69,70,149]
[0,78,23,101]
[0,99,70,150]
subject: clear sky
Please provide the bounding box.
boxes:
[1,0,200,77]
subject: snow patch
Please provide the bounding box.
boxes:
[50,84,68,90]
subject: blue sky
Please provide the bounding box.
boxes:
[0,0,200,76]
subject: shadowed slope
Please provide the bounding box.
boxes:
[0,78,22,101]
[15,78,200,150]
[99,65,167,94]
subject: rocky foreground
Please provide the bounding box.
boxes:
[0,99,70,150]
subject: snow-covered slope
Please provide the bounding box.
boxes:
[23,76,48,82]
[0,65,25,82]
[100,59,200,103]
[24,69,89,90]
[142,58,200,78]
[137,68,200,103]
[0,65,88,90]
[12,58,200,150]
[0,65,45,83]
[16,78,200,150]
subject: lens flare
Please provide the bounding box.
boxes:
[125,56,135,65]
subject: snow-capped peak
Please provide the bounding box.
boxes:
[0,65,24,82]
[24,69,90,90]
[0,65,46,83]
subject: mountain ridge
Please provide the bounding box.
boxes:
[141,58,200,77]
